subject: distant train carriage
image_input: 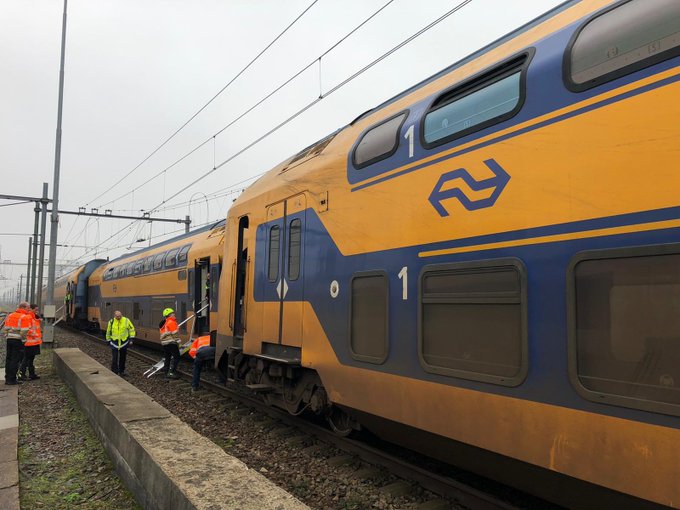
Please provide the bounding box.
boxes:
[215,0,680,508]
[50,259,106,328]
[91,221,224,345]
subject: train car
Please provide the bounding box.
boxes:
[90,221,225,345]
[215,1,680,508]
[50,259,106,328]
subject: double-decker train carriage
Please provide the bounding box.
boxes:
[216,0,680,508]
[49,259,106,328]
[88,221,225,345]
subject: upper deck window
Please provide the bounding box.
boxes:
[153,253,165,271]
[423,55,527,147]
[177,244,191,264]
[567,0,680,90]
[143,256,153,273]
[352,112,407,169]
[165,248,179,268]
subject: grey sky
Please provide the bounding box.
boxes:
[0,0,566,298]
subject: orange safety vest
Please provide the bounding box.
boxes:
[160,316,180,345]
[189,335,211,359]
[26,312,42,347]
[3,309,31,342]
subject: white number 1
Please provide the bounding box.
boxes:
[404,125,415,158]
[398,266,408,300]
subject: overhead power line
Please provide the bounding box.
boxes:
[87,0,321,209]
[151,0,474,210]
[74,0,474,261]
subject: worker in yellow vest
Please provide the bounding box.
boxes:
[189,334,214,392]
[18,304,43,381]
[106,310,136,377]
[1,302,31,385]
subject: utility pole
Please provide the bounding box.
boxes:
[25,238,32,301]
[30,196,41,303]
[37,183,48,309]
[45,0,68,345]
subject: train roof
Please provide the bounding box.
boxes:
[106,219,226,265]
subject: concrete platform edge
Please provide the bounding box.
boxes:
[53,348,309,510]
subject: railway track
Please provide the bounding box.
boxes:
[65,327,548,510]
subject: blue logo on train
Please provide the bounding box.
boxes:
[428,158,510,217]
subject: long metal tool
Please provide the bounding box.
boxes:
[143,302,209,377]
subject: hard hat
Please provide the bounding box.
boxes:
[163,308,175,317]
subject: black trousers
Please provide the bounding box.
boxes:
[5,339,24,383]
[110,346,128,374]
[20,345,40,377]
[162,343,180,373]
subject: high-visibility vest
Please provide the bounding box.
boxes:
[3,309,31,342]
[25,312,42,347]
[189,335,211,359]
[159,316,180,345]
[106,317,135,349]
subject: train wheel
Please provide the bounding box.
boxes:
[327,406,354,437]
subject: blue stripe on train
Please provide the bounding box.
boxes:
[254,208,680,430]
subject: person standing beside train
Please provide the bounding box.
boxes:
[106,310,135,377]
[1,302,31,385]
[18,304,42,381]
[188,333,215,392]
[159,308,181,379]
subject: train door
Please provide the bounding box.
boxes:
[262,194,306,346]
[231,216,249,340]
[195,257,211,333]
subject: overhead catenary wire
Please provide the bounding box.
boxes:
[149,0,474,211]
[74,0,475,261]
[95,0,399,210]
[87,0,321,209]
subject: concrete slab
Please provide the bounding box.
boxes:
[0,380,18,510]
[53,348,310,510]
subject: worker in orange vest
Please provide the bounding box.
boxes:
[19,304,42,381]
[159,308,181,379]
[189,334,214,392]
[1,302,31,385]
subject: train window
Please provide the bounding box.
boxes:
[153,253,164,271]
[125,263,134,276]
[350,272,388,364]
[288,219,301,281]
[133,262,142,275]
[422,54,528,147]
[566,0,680,91]
[143,256,153,273]
[268,226,280,282]
[177,270,187,281]
[419,259,527,386]
[133,302,140,320]
[164,248,179,268]
[352,112,407,169]
[569,246,680,416]
[104,268,114,281]
[178,244,191,264]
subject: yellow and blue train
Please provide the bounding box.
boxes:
[49,0,679,507]
[215,0,680,507]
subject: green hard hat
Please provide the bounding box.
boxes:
[163,308,175,317]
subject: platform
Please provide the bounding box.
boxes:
[53,348,310,510]
[0,375,19,510]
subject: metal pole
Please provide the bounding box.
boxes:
[47,0,68,309]
[26,238,32,301]
[30,199,40,303]
[37,183,48,309]
[185,215,190,234]
[19,275,23,302]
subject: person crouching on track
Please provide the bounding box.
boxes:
[1,302,31,385]
[106,310,135,377]
[189,334,215,392]
[18,304,42,381]
[159,308,181,379]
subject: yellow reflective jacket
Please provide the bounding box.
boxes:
[106,317,135,349]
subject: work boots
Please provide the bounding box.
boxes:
[166,371,180,380]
